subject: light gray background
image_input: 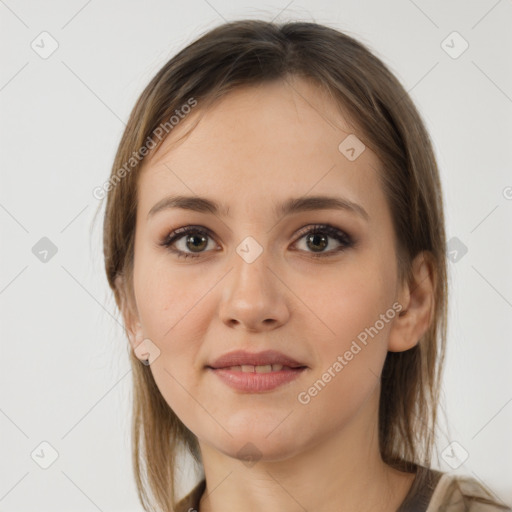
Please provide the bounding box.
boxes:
[1,0,511,510]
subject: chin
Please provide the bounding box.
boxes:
[214,431,305,464]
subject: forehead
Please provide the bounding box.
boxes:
[137,77,387,221]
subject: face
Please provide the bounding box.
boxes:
[127,77,404,462]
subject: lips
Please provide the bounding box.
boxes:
[207,349,307,370]
[220,364,290,373]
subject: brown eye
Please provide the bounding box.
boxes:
[160,226,217,259]
[184,233,208,252]
[160,223,353,260]
[293,224,354,257]
[305,232,329,252]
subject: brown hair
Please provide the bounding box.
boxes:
[100,19,448,511]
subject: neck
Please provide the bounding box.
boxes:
[197,389,416,512]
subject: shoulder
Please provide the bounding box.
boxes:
[175,473,511,512]
[426,471,512,512]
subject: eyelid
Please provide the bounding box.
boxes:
[292,223,352,243]
[161,225,216,245]
[159,225,220,257]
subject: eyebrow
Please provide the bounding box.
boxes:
[147,194,369,221]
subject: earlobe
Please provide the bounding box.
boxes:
[388,251,435,353]
[125,318,150,365]
[127,322,144,350]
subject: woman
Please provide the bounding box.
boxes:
[101,19,511,512]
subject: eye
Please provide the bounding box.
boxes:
[159,223,354,260]
[292,224,354,257]
[159,225,218,259]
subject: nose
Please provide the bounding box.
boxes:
[218,247,291,332]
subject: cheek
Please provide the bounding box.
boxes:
[295,274,393,431]
[134,241,213,331]
[132,256,208,377]
[134,265,211,424]
[305,255,394,336]
[301,256,396,382]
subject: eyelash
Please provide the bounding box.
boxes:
[159,224,354,260]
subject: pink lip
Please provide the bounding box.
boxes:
[207,349,306,369]
[208,367,307,392]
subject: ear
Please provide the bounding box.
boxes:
[388,251,436,352]
[115,275,145,360]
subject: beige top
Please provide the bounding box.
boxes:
[175,466,511,512]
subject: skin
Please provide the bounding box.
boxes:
[118,76,435,512]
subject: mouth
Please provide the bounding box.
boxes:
[207,349,307,371]
[206,350,308,392]
[210,364,306,373]
[206,350,309,393]
[207,365,307,392]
